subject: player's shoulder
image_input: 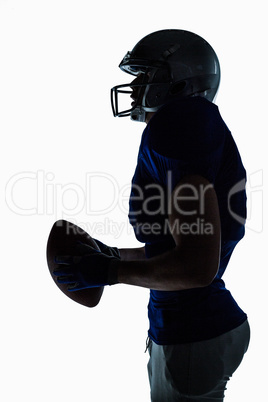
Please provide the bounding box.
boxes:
[146,97,224,158]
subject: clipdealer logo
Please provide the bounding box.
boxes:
[5,169,264,234]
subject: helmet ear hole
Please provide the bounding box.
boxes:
[170,81,187,95]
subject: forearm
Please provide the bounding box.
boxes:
[119,246,145,261]
[116,245,217,291]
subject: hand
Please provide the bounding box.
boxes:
[53,242,119,291]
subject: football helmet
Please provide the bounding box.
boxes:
[111,29,221,122]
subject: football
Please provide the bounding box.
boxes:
[46,219,104,308]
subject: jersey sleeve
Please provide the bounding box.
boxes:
[145,97,227,191]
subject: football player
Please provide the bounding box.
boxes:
[54,29,250,401]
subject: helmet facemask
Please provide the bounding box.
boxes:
[111,66,173,122]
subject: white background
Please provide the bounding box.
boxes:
[1,0,267,400]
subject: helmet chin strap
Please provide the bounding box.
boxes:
[130,104,160,122]
[130,107,146,122]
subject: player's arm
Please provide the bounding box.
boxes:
[53,175,220,292]
[117,175,221,291]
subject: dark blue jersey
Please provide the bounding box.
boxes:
[129,96,247,344]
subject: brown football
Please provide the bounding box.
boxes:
[46,219,104,308]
